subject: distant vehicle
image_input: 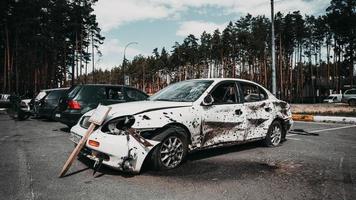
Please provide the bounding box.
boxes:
[341,88,356,106]
[323,94,342,103]
[55,84,149,127]
[7,95,32,120]
[35,88,69,119]
[30,88,67,117]
[0,94,11,108]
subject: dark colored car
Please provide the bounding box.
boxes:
[30,88,68,118]
[55,84,149,127]
[36,88,68,119]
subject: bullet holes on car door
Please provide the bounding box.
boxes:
[201,81,246,146]
[239,81,272,139]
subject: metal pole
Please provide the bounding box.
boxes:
[271,0,277,96]
[91,33,95,83]
[122,42,138,85]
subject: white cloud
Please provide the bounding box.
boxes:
[176,21,228,37]
[94,0,329,32]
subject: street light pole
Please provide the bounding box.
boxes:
[271,0,277,96]
[122,42,138,85]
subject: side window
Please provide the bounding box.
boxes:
[78,86,105,101]
[106,87,124,101]
[125,88,148,101]
[211,82,238,104]
[240,82,267,102]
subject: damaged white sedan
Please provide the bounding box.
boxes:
[70,78,293,173]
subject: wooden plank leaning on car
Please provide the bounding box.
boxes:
[59,105,111,178]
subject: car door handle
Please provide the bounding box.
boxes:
[235,109,243,115]
[265,107,271,112]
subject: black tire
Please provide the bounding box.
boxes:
[263,120,283,147]
[151,126,188,170]
[349,99,356,107]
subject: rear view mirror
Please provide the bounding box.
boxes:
[202,94,214,106]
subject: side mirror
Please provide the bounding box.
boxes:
[202,94,214,106]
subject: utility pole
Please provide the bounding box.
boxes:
[271,0,277,96]
[122,42,138,85]
[91,32,95,83]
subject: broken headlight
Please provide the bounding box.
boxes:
[80,116,91,129]
[101,116,135,135]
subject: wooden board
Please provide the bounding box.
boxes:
[58,105,111,178]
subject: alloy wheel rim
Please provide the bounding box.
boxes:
[160,136,184,168]
[270,125,282,146]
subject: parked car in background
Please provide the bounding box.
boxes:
[0,94,11,108]
[30,88,67,117]
[35,88,68,119]
[70,78,293,173]
[7,95,32,120]
[55,84,149,127]
[323,94,342,103]
[341,88,356,106]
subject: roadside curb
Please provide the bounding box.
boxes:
[292,114,356,124]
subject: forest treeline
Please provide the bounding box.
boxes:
[1,0,356,102]
[0,0,104,95]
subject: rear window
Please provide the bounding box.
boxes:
[239,82,268,102]
[67,86,82,99]
[46,90,66,100]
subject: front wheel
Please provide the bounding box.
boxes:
[151,127,188,170]
[263,120,283,147]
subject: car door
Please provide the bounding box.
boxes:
[239,81,274,140]
[201,81,246,147]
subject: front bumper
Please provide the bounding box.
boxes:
[70,124,159,173]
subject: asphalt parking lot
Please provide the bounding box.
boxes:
[0,112,355,200]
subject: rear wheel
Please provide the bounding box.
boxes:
[263,120,283,147]
[151,127,188,170]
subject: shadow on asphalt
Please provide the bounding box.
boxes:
[68,155,136,178]
[73,141,288,181]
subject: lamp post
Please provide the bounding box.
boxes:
[271,0,276,96]
[122,42,138,85]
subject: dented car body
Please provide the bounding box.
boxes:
[70,78,293,173]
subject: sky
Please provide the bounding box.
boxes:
[92,0,331,71]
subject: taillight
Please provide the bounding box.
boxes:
[68,100,81,110]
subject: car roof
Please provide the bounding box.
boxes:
[74,84,141,90]
[188,78,259,83]
[41,87,69,92]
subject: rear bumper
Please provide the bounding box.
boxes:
[38,108,55,118]
[55,110,82,127]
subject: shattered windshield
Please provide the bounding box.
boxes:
[149,80,214,102]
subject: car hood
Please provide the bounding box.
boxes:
[84,100,193,119]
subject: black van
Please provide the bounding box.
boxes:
[55,84,148,127]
